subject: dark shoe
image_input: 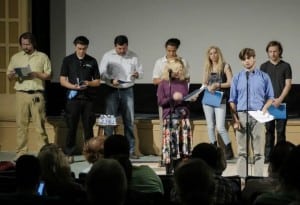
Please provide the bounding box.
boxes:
[264,158,270,164]
[225,143,234,160]
[165,163,173,175]
[130,154,140,159]
[211,141,218,147]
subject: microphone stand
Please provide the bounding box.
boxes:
[245,71,249,177]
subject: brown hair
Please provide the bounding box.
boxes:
[266,40,283,58]
[239,48,255,60]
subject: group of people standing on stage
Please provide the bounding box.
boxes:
[7,32,292,177]
[152,38,292,176]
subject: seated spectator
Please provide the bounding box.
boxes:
[15,154,41,194]
[104,134,165,205]
[242,141,295,205]
[104,134,164,195]
[81,136,104,173]
[191,142,238,205]
[85,158,127,205]
[174,158,215,205]
[0,154,60,204]
[37,143,86,203]
[254,144,300,205]
[0,161,15,171]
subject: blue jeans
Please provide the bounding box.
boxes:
[105,86,135,154]
[202,103,231,145]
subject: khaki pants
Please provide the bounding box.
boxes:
[15,92,49,156]
[235,112,264,177]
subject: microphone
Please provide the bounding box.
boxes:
[168,69,172,79]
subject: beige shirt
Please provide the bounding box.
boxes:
[7,50,51,91]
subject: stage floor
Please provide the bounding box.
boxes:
[0,152,269,178]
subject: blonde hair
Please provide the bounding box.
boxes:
[161,57,186,81]
[203,46,225,83]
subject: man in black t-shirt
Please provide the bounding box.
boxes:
[60,36,100,162]
[260,41,292,163]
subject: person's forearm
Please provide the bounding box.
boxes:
[278,83,292,102]
[262,99,274,113]
[87,79,101,87]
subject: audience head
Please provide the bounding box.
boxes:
[104,134,130,158]
[85,158,127,205]
[104,134,132,181]
[83,136,104,164]
[16,154,41,192]
[192,142,226,174]
[174,159,215,205]
[268,140,295,176]
[279,144,300,192]
[38,143,72,183]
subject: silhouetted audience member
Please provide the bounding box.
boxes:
[191,142,237,205]
[0,154,61,204]
[242,141,295,205]
[85,158,127,205]
[254,144,300,205]
[15,154,41,194]
[103,134,165,205]
[104,134,164,194]
[174,159,215,205]
[37,143,86,203]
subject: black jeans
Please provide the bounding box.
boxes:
[264,119,287,160]
[64,99,95,156]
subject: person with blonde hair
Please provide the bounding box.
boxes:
[202,46,234,160]
[157,58,192,174]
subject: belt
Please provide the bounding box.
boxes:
[18,90,44,94]
[108,86,133,90]
[237,110,255,113]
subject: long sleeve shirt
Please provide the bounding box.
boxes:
[157,79,189,118]
[99,49,143,88]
